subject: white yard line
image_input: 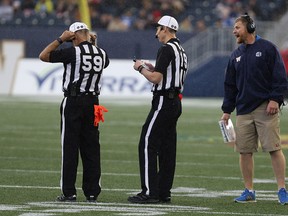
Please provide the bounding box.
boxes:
[0,186,284,216]
[0,168,285,183]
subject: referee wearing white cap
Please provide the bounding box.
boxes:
[39,22,109,203]
[129,15,188,204]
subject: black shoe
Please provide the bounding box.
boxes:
[56,194,76,202]
[86,195,97,203]
[160,196,171,203]
[128,193,159,204]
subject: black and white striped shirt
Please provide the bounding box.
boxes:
[153,38,188,92]
[50,41,109,94]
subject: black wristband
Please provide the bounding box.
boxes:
[137,65,144,73]
[56,37,63,44]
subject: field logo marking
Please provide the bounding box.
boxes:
[0,187,281,215]
[1,202,210,216]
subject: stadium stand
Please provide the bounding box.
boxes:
[0,0,287,32]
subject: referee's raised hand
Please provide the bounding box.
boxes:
[59,30,75,42]
[39,30,75,62]
[90,32,97,46]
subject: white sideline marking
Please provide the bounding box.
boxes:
[1,168,285,183]
[0,202,210,216]
[0,187,283,216]
[0,97,222,108]
[0,184,135,192]
[0,185,280,201]
[0,201,287,216]
[0,204,27,210]
[19,214,56,216]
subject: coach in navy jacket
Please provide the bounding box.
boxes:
[222,35,287,115]
[221,14,288,204]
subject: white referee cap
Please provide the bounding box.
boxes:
[153,15,179,31]
[69,22,89,32]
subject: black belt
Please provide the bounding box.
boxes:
[64,91,99,97]
[153,89,180,99]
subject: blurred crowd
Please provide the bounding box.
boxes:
[0,0,287,33]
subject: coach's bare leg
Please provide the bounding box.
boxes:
[270,150,286,189]
[240,153,254,190]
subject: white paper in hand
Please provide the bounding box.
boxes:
[219,119,236,143]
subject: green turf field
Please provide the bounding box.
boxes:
[0,96,288,216]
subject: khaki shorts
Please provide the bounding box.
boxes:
[235,102,281,153]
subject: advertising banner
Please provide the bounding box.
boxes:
[13,59,153,97]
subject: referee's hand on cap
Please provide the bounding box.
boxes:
[59,30,75,42]
[90,32,97,46]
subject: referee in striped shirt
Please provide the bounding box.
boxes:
[39,22,109,202]
[128,15,188,204]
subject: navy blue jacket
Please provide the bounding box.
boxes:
[222,36,288,115]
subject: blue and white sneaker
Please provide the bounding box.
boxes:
[234,189,256,203]
[278,188,288,205]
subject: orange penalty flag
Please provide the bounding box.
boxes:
[94,105,108,126]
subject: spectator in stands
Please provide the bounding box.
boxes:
[2,0,287,31]
[133,8,148,30]
[195,19,207,32]
[171,0,186,19]
[35,0,54,15]
[0,0,14,22]
[178,15,193,32]
[97,13,112,29]
[216,0,242,27]
[215,0,231,23]
[55,0,69,18]
[12,0,21,15]
[121,8,135,29]
[55,0,78,24]
[107,15,128,31]
[21,0,35,17]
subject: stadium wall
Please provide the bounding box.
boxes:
[0,26,193,59]
[0,27,226,97]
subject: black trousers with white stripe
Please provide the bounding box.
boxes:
[60,95,101,198]
[138,94,182,198]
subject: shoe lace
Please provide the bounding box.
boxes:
[241,190,248,196]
